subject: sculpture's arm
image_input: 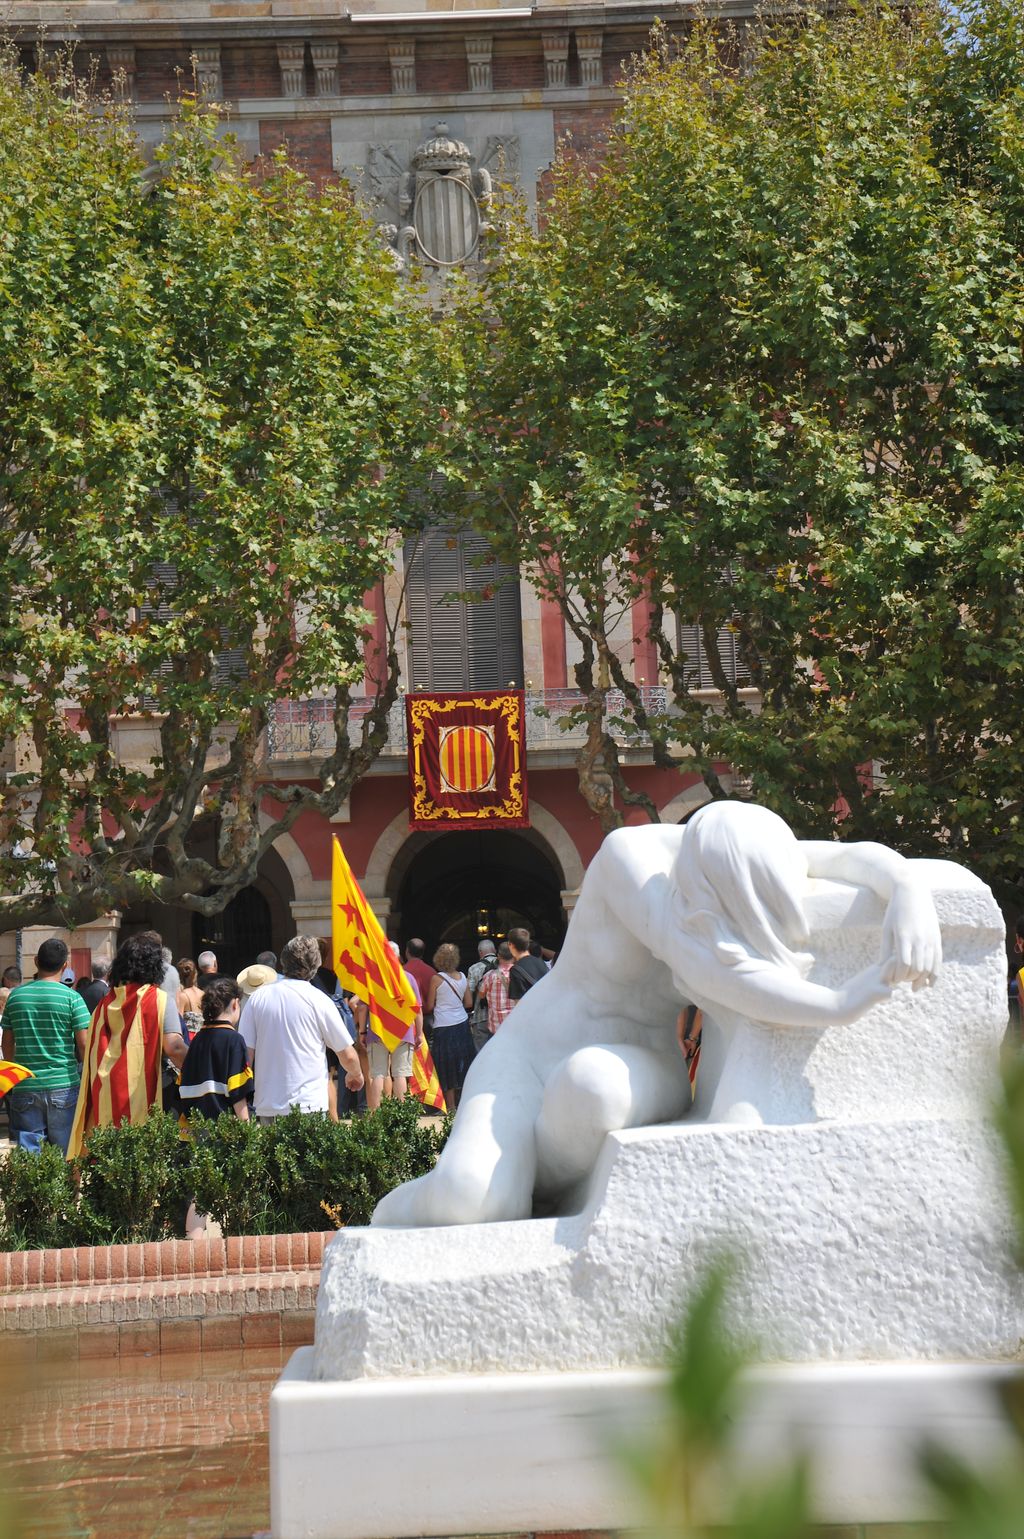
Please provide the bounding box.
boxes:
[594,831,890,1029]
[800,841,941,988]
[679,952,894,1030]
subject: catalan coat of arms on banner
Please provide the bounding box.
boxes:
[406,691,528,830]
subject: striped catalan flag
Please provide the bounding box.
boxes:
[331,839,446,1112]
[0,1060,33,1098]
[411,1039,446,1113]
[440,724,496,793]
[67,984,167,1158]
[684,1005,702,1102]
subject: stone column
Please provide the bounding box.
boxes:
[388,41,415,96]
[277,42,306,99]
[576,30,603,87]
[71,914,122,967]
[542,32,568,89]
[290,889,334,941]
[465,36,492,93]
[311,41,340,97]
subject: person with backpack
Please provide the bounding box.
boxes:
[477,942,515,1036]
[466,938,499,1054]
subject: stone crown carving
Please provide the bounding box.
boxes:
[412,128,472,175]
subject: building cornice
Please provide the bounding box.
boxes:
[4,0,756,42]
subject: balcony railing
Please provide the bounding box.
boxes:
[264,688,671,764]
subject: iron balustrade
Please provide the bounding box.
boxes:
[263,687,672,763]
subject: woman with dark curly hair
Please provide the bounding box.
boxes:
[67,930,187,1156]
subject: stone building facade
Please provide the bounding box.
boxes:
[3,0,756,976]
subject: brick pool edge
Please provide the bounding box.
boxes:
[0,1230,335,1364]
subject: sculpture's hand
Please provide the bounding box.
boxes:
[839,961,894,1020]
[879,880,941,990]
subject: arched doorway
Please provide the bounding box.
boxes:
[392,829,566,960]
[191,885,273,977]
[120,834,296,972]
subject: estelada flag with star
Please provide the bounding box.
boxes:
[406,690,528,831]
[331,838,445,1111]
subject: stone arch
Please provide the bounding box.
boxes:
[528,801,585,893]
[362,798,585,906]
[362,808,413,903]
[656,782,715,824]
[257,808,317,901]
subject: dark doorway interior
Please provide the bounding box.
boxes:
[191,885,273,978]
[394,830,565,962]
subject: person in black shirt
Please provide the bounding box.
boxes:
[178,979,253,1122]
[506,928,548,1003]
[196,950,234,991]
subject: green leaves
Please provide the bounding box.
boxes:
[623,1265,811,1538]
[454,0,1024,884]
[0,59,444,930]
[0,1102,450,1248]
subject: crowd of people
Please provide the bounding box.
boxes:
[0,922,556,1164]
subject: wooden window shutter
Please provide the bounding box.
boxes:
[404,528,524,691]
[140,561,248,706]
[676,620,750,689]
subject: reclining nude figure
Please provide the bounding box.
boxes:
[372,801,942,1228]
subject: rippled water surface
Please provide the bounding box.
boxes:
[4,1345,286,1539]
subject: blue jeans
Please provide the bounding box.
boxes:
[7,1084,80,1155]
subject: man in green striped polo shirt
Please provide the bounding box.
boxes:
[1,938,91,1154]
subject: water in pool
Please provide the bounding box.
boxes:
[3,1345,285,1538]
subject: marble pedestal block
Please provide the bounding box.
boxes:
[271,1359,1021,1539]
[313,1114,1023,1384]
[315,865,1019,1380]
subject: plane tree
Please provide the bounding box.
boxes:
[453,0,1024,901]
[0,61,440,931]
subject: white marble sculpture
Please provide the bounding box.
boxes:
[373,801,944,1228]
[312,804,1017,1380]
[279,803,1018,1539]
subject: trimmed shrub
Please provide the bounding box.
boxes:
[0,1143,86,1251]
[185,1113,287,1237]
[0,1101,450,1251]
[314,1098,453,1227]
[75,1112,192,1244]
[188,1098,450,1236]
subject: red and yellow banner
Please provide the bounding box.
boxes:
[331,839,445,1111]
[406,691,528,830]
[411,1040,445,1113]
[68,985,166,1158]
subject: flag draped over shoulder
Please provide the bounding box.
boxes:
[67,984,166,1158]
[331,838,445,1111]
[0,1061,33,1098]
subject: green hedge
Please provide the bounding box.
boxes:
[0,1099,451,1250]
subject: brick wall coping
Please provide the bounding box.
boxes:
[0,1229,336,1293]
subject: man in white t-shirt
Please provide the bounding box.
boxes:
[240,935,364,1121]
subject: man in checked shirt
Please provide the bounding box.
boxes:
[476,942,515,1038]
